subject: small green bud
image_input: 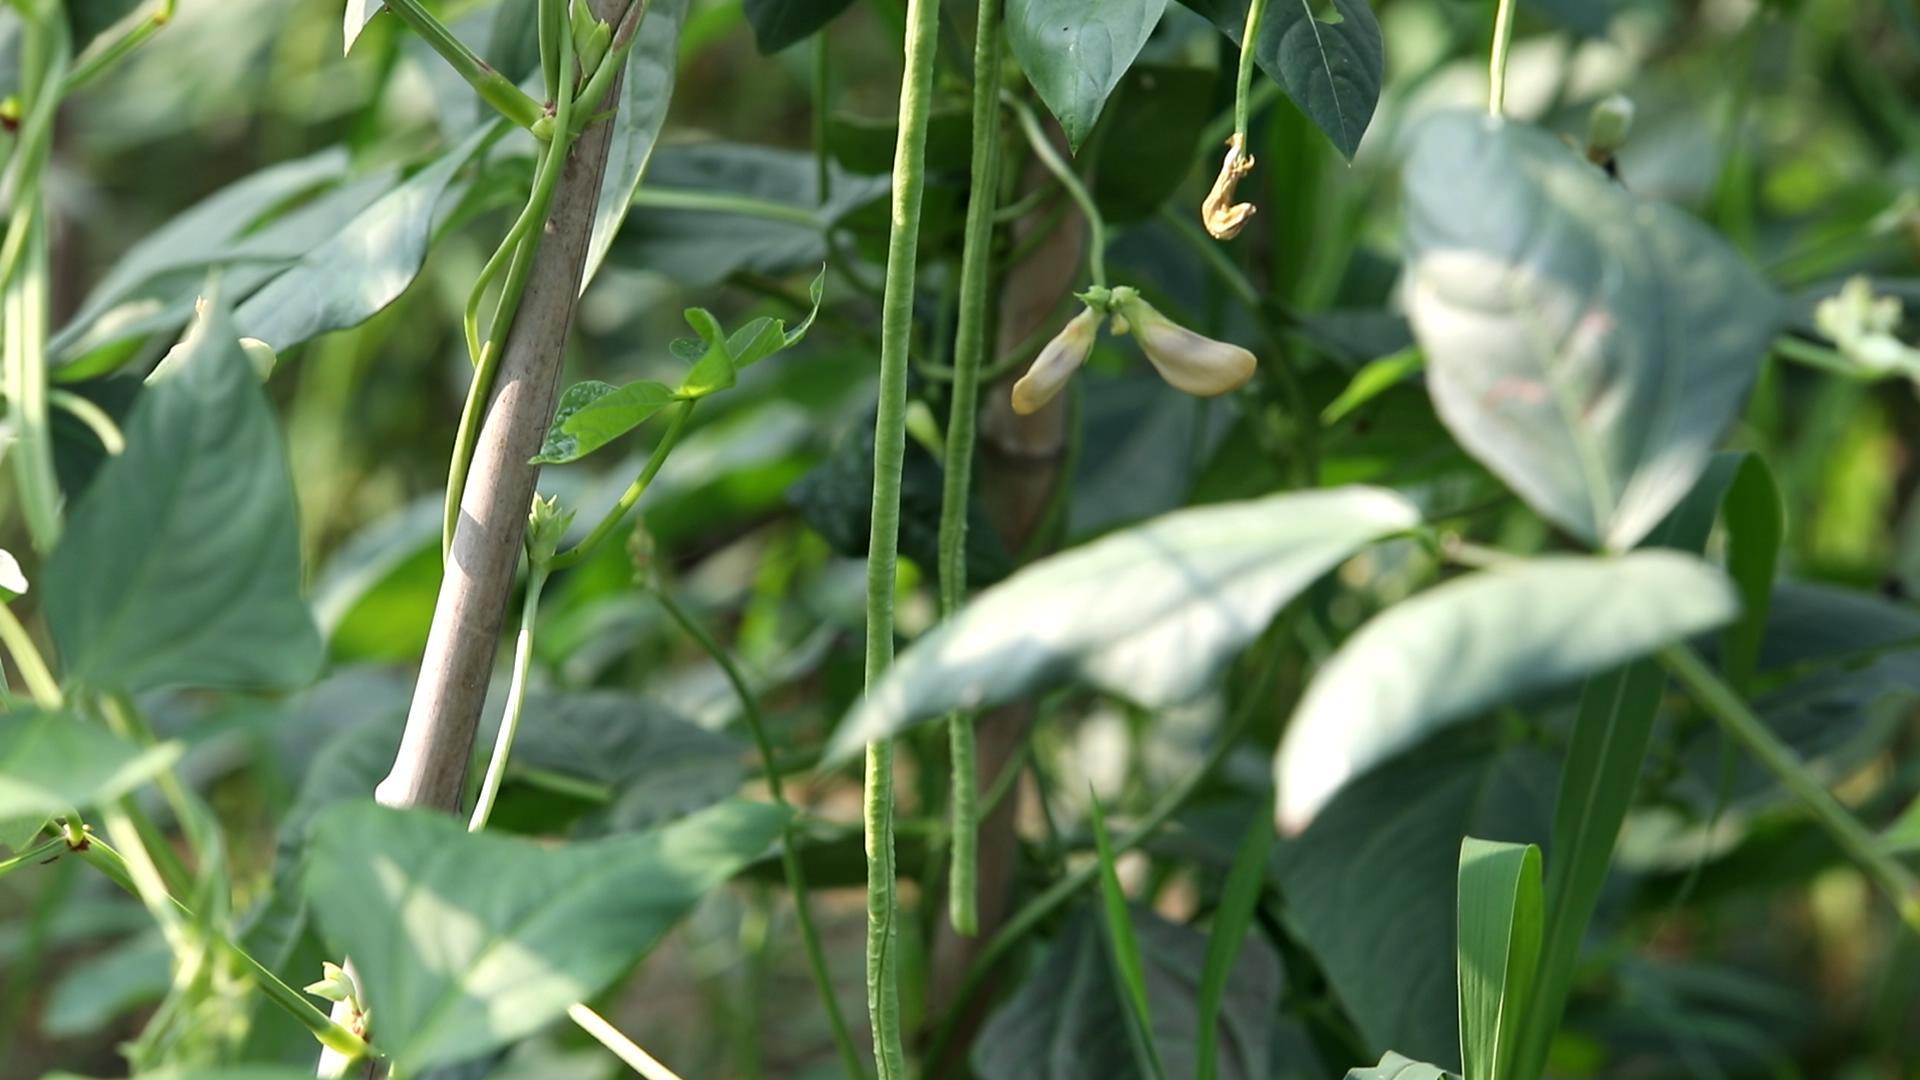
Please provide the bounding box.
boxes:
[1585,94,1634,166]
[527,493,575,565]
[571,2,612,75]
[530,113,556,141]
[304,962,359,1007]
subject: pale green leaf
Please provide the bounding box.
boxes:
[827,486,1421,759]
[1275,551,1739,831]
[1345,1051,1454,1080]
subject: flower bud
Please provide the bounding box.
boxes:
[1011,306,1101,415]
[526,493,575,565]
[304,961,359,1007]
[1109,287,1256,398]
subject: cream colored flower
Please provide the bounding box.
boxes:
[1110,288,1256,397]
[1010,306,1101,415]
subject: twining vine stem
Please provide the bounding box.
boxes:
[937,0,1006,939]
[1488,0,1517,116]
[1008,94,1107,289]
[864,0,945,1073]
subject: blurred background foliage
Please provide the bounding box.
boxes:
[4,0,1920,1076]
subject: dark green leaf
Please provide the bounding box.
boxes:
[1403,112,1779,550]
[46,300,323,693]
[1092,65,1216,224]
[1007,0,1168,151]
[302,799,790,1072]
[1456,838,1542,1080]
[584,0,692,286]
[828,486,1421,760]
[1276,551,1738,831]
[1195,805,1272,1080]
[1720,454,1783,693]
[741,0,858,53]
[1178,0,1384,159]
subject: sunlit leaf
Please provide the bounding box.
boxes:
[1344,1052,1453,1080]
[532,380,677,465]
[1403,112,1778,550]
[302,798,789,1072]
[827,486,1421,759]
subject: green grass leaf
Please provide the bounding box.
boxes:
[1456,838,1543,1080]
[1089,792,1168,1080]
[1196,804,1273,1080]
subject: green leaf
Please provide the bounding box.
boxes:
[1196,805,1272,1080]
[1344,1052,1454,1080]
[532,379,677,465]
[233,124,493,352]
[677,310,740,399]
[973,907,1283,1080]
[1720,454,1784,694]
[1007,0,1167,152]
[1403,112,1779,550]
[1282,728,1555,1069]
[1090,794,1168,1080]
[302,798,790,1073]
[1455,838,1543,1080]
[741,0,858,53]
[584,0,692,287]
[1322,347,1424,427]
[1755,579,1920,673]
[45,300,323,693]
[826,486,1420,759]
[0,711,182,823]
[1091,65,1217,224]
[1275,551,1739,831]
[1178,0,1384,159]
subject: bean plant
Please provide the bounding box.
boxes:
[3,0,1919,1077]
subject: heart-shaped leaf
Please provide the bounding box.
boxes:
[1275,551,1739,832]
[46,300,324,694]
[826,486,1421,759]
[1007,0,1168,152]
[0,710,182,823]
[1178,0,1384,159]
[1403,112,1779,550]
[302,798,789,1072]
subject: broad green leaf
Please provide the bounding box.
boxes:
[1178,0,1383,159]
[584,0,692,287]
[1456,838,1542,1080]
[1345,1052,1453,1080]
[532,380,677,465]
[0,711,182,822]
[50,148,350,362]
[233,123,493,352]
[678,309,740,399]
[1007,0,1167,152]
[1196,805,1272,1080]
[45,301,323,693]
[1282,729,1555,1069]
[973,907,1282,1080]
[302,798,790,1072]
[827,486,1421,759]
[741,0,857,53]
[1275,551,1739,832]
[1403,112,1778,550]
[1090,795,1169,1080]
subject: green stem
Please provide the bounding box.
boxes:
[1232,0,1266,143]
[864,1,944,1074]
[1659,645,1920,931]
[1008,93,1107,288]
[1488,0,1517,116]
[100,693,206,873]
[49,387,126,454]
[71,836,372,1059]
[568,1003,685,1079]
[0,835,63,879]
[626,187,821,229]
[468,562,548,831]
[62,0,174,92]
[549,399,695,571]
[651,585,867,1079]
[384,0,545,129]
[938,0,1004,940]
[539,0,563,102]
[0,603,61,708]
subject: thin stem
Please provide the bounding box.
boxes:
[1008,94,1107,288]
[650,585,867,1079]
[569,1003,687,1079]
[62,0,174,91]
[549,400,695,571]
[539,0,563,102]
[0,603,60,708]
[864,0,945,1073]
[384,0,545,129]
[1659,645,1920,932]
[626,187,821,229]
[1488,0,1517,116]
[468,563,548,831]
[100,693,206,873]
[938,0,1004,940]
[0,835,63,879]
[5,210,62,552]
[1232,0,1266,143]
[71,836,371,1059]
[49,388,126,454]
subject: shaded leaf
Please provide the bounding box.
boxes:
[302,799,789,1072]
[828,486,1421,759]
[741,0,858,53]
[1007,0,1167,151]
[1403,112,1778,549]
[46,300,323,693]
[584,0,692,287]
[1178,0,1383,159]
[1275,551,1739,832]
